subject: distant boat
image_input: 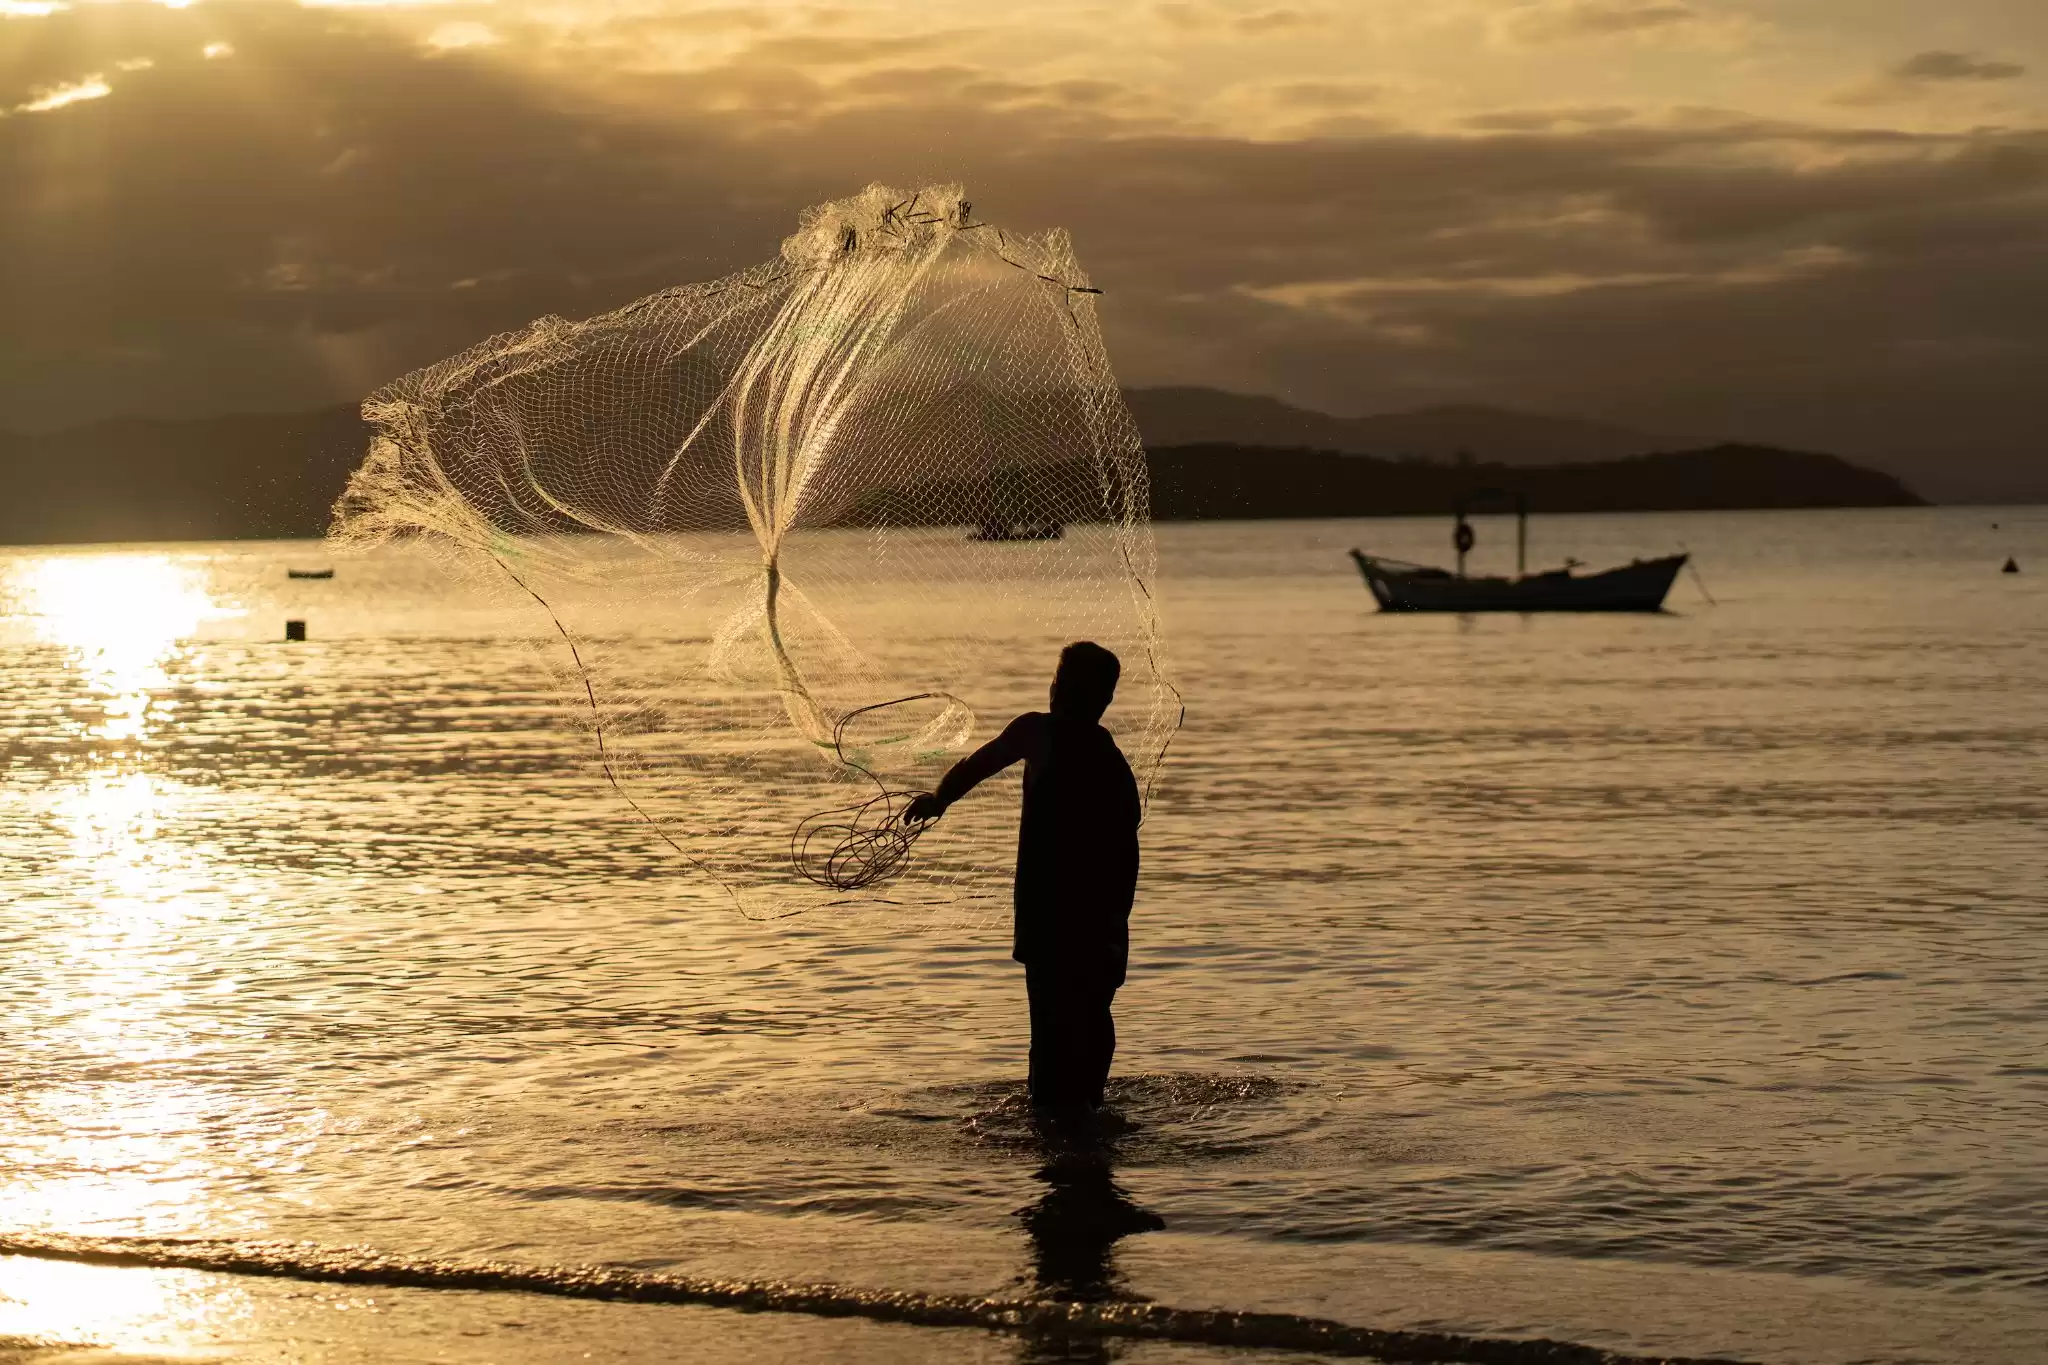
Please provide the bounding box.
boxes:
[1350,489,1685,612]
[1351,550,1685,612]
[968,519,1064,542]
[966,460,1064,541]
[287,568,334,580]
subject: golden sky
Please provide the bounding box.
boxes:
[2,0,2044,495]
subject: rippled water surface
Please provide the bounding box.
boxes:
[3,509,2046,1363]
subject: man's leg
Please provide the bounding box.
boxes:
[1026,965,1090,1109]
[1027,964,1075,1107]
[1082,980,1118,1108]
[1026,964,1054,1105]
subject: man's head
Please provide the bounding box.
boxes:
[1050,641,1120,723]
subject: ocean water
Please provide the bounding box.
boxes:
[2,508,2045,1363]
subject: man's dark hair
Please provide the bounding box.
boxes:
[1054,641,1121,723]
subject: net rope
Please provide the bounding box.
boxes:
[332,184,1178,922]
[788,693,957,894]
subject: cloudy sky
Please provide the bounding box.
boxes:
[2,0,2043,497]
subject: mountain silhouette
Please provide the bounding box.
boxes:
[1122,386,1673,465]
[1138,442,1924,520]
[1,406,365,545]
[0,397,1923,547]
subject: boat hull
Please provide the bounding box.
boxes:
[968,521,1064,541]
[1351,550,1685,613]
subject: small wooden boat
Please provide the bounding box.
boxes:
[968,519,1063,542]
[287,568,335,580]
[1351,549,1685,612]
[1351,489,1685,613]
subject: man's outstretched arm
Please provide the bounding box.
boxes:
[905,714,1037,822]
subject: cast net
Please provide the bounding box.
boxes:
[331,184,1176,922]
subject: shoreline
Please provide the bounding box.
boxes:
[0,1235,1749,1365]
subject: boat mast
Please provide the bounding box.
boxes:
[1517,493,1527,578]
[1453,488,1529,580]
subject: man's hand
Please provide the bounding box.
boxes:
[904,792,945,824]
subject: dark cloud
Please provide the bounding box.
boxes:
[739,32,961,68]
[1234,10,1325,36]
[1836,49,2031,106]
[1462,106,1634,131]
[1152,4,1211,33]
[1499,1,1699,45]
[1893,50,2028,83]
[1264,81,1380,110]
[1,4,2044,499]
[1148,3,1324,36]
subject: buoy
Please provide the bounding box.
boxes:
[2003,558,2020,574]
[285,619,307,641]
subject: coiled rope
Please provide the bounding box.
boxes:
[790,693,954,892]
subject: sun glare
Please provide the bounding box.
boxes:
[0,1255,256,1353]
[10,554,233,747]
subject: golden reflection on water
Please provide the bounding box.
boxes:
[0,1255,256,1356]
[1,553,263,1350]
[54,769,176,908]
[13,552,234,750]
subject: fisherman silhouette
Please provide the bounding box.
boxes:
[906,642,1140,1112]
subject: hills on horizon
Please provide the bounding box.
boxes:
[1140,443,1922,523]
[1123,387,1675,467]
[0,388,1928,546]
[2,406,369,547]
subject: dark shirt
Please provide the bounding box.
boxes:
[933,711,1141,981]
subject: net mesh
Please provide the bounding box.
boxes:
[331,184,1177,921]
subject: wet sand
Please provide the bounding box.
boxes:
[1,1253,1028,1365]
